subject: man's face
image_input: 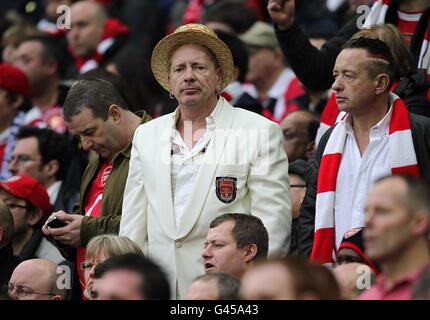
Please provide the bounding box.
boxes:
[168,44,221,108]
[246,47,278,84]
[186,279,219,300]
[332,48,377,115]
[289,174,306,219]
[280,112,311,162]
[91,270,144,300]
[202,220,248,278]
[364,178,415,263]
[67,108,120,161]
[67,2,105,58]
[240,263,295,299]
[14,41,48,92]
[8,137,48,186]
[8,261,55,300]
[0,190,34,238]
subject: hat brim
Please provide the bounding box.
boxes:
[151,31,234,93]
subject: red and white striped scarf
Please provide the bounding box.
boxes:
[310,94,420,264]
[317,0,430,144]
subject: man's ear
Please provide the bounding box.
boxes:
[411,211,430,237]
[216,68,222,88]
[375,73,390,95]
[243,244,258,263]
[11,95,23,111]
[43,159,60,180]
[27,208,44,227]
[108,104,122,124]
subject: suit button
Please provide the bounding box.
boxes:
[175,242,182,248]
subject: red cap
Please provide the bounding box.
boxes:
[0,176,52,217]
[0,64,30,97]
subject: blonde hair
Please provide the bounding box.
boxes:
[85,234,143,261]
[353,24,414,79]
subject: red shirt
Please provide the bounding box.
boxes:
[359,261,430,300]
[76,162,113,296]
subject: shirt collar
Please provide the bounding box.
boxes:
[343,95,395,138]
[172,98,223,132]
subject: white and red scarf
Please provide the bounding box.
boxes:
[72,18,129,74]
[310,94,420,264]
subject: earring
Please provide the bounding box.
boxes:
[169,92,175,100]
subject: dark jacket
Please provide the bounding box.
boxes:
[75,112,152,247]
[298,112,430,258]
[0,244,21,287]
[275,4,430,91]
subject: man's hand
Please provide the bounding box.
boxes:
[267,0,295,30]
[42,211,84,248]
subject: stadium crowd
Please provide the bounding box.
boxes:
[1,0,430,300]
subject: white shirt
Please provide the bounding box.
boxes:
[47,180,62,205]
[170,104,220,227]
[334,104,393,249]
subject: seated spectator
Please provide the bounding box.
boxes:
[80,234,143,299]
[187,273,240,300]
[240,256,340,300]
[8,258,69,300]
[0,175,63,263]
[0,200,21,288]
[333,262,376,300]
[216,31,262,115]
[336,228,380,274]
[240,22,296,123]
[288,159,308,255]
[91,253,170,300]
[280,111,319,163]
[202,213,269,278]
[0,64,32,179]
[361,175,430,300]
[9,127,78,212]
[1,23,42,63]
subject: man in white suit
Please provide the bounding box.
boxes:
[119,23,292,299]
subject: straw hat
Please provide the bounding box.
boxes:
[151,23,234,92]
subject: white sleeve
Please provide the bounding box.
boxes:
[248,123,292,257]
[119,129,148,255]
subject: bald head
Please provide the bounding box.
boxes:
[0,200,13,248]
[9,259,66,300]
[333,263,375,300]
[68,1,108,58]
[280,111,319,162]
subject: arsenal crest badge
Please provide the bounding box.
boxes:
[216,177,237,204]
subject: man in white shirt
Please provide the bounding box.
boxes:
[300,37,430,262]
[120,23,292,298]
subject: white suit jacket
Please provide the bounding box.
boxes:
[120,97,291,298]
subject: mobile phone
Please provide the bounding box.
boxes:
[47,217,67,228]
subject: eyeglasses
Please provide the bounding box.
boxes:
[8,154,40,164]
[80,261,96,271]
[5,283,55,298]
[5,203,30,210]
